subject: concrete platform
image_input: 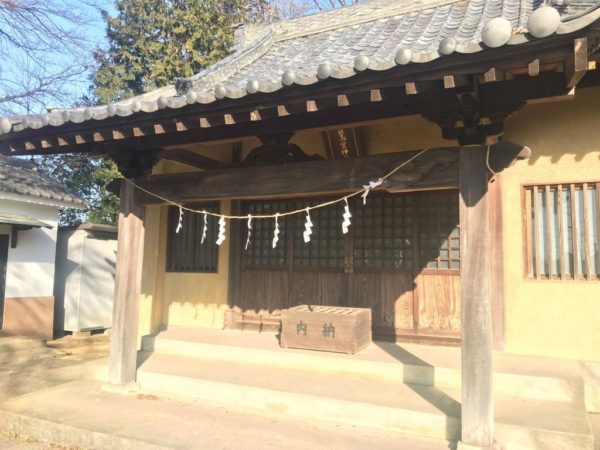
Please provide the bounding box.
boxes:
[137,326,595,450]
[0,380,452,450]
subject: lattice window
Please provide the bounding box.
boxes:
[242,191,460,272]
[166,203,219,272]
[243,200,289,268]
[352,195,414,270]
[417,191,460,270]
[525,183,599,280]
[292,200,345,269]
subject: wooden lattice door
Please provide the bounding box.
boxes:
[232,190,461,340]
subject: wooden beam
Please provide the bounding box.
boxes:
[459,145,494,448]
[133,142,525,205]
[566,38,590,88]
[159,148,230,170]
[133,148,461,205]
[526,87,575,105]
[107,180,145,386]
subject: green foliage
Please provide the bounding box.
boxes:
[87,0,273,226]
[35,155,121,226]
[94,0,271,103]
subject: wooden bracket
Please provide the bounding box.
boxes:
[565,38,594,88]
[456,80,487,145]
[110,149,160,178]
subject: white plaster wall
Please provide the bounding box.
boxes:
[0,199,58,298]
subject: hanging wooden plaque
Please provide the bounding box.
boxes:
[323,127,364,160]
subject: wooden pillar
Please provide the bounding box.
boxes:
[489,177,505,351]
[108,180,145,386]
[458,146,494,449]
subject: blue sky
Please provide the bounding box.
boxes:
[0,1,115,115]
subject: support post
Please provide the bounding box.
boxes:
[458,145,494,449]
[108,179,145,386]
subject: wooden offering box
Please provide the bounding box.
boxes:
[281,305,372,354]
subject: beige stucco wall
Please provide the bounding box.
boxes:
[137,160,232,346]
[162,199,231,330]
[501,86,600,362]
[137,92,600,362]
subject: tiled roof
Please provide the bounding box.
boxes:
[0,155,85,207]
[1,0,599,137]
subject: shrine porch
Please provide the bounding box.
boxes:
[136,326,593,450]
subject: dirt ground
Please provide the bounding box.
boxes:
[46,333,111,362]
[0,333,110,449]
[0,334,110,403]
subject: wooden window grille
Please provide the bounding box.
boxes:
[244,200,289,268]
[166,203,219,272]
[417,191,460,270]
[524,183,599,280]
[292,200,345,269]
[353,195,414,270]
[242,190,460,272]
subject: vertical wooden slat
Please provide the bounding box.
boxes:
[532,186,542,278]
[459,146,494,448]
[557,185,566,279]
[545,186,553,278]
[582,183,592,279]
[524,188,533,278]
[570,184,580,279]
[108,180,145,386]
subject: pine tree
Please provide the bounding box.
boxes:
[94,0,273,103]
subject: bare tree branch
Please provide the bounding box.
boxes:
[0,0,108,115]
[273,0,361,18]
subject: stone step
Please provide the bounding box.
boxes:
[141,330,582,403]
[136,352,594,450]
[137,351,461,442]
